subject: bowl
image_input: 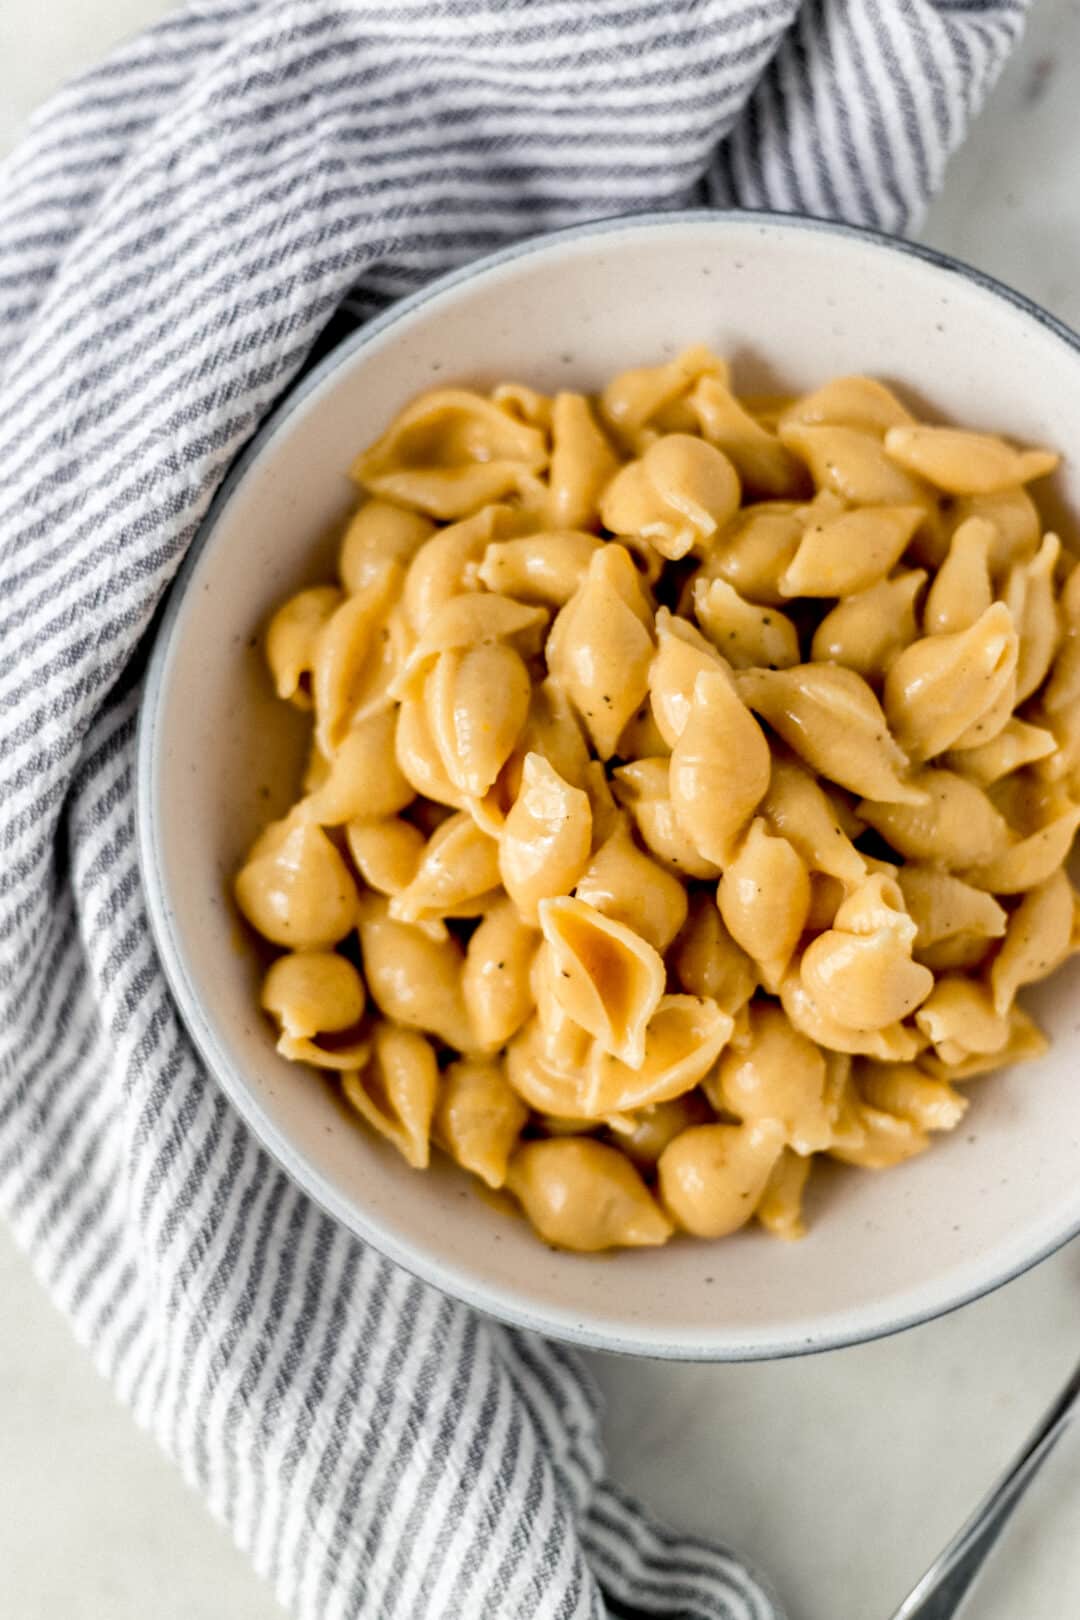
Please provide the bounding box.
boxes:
[137,210,1080,1360]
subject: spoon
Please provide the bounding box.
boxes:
[890,1354,1080,1618]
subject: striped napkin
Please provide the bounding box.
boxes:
[0,3,1027,1616]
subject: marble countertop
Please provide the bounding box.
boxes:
[5,4,1080,1617]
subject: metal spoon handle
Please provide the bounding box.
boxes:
[891,1357,1080,1620]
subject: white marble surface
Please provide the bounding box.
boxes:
[4,4,1080,1617]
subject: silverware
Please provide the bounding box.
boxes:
[890,1355,1080,1618]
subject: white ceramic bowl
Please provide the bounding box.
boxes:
[138,211,1080,1360]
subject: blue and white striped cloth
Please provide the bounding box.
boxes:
[0,3,1027,1615]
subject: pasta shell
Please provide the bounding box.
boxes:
[583,755,633,845]
[709,1002,831,1154]
[389,812,500,924]
[1042,560,1080,713]
[922,517,995,635]
[612,757,722,879]
[648,609,725,746]
[507,1139,673,1251]
[670,891,757,1015]
[914,977,1011,1065]
[502,1014,586,1120]
[492,382,552,429]
[831,871,916,941]
[277,1032,372,1072]
[547,392,621,529]
[945,487,1041,572]
[883,424,1058,495]
[821,1051,866,1152]
[858,767,1010,868]
[945,718,1057,786]
[718,818,810,992]
[696,504,804,606]
[658,1119,786,1238]
[395,592,547,701]
[261,950,366,1040]
[311,564,405,755]
[395,692,467,810]
[433,1058,529,1189]
[345,817,425,898]
[883,602,1018,761]
[962,803,1080,894]
[854,1061,967,1133]
[528,917,584,1041]
[574,815,688,953]
[780,375,916,435]
[636,399,707,450]
[351,387,548,518]
[582,994,733,1117]
[424,640,532,798]
[614,1094,713,1169]
[827,1104,929,1169]
[895,865,1007,958]
[301,708,414,825]
[600,345,726,437]
[756,1150,812,1241]
[744,395,797,430]
[760,755,867,885]
[810,571,925,681]
[990,869,1076,1013]
[499,753,593,924]
[477,531,602,606]
[523,677,593,783]
[799,907,932,1031]
[642,433,743,547]
[778,421,932,505]
[341,1024,438,1169]
[919,1004,1048,1080]
[779,971,924,1060]
[1031,696,1080,786]
[339,500,435,594]
[780,504,923,598]
[601,434,740,561]
[235,819,358,950]
[967,671,1026,757]
[692,578,799,670]
[1004,533,1062,703]
[265,585,343,707]
[537,895,665,1069]
[1044,637,1080,718]
[546,544,655,759]
[357,895,474,1050]
[916,936,997,973]
[462,897,539,1050]
[690,374,807,497]
[475,677,593,837]
[521,971,598,1081]
[737,663,920,804]
[402,504,509,632]
[670,669,772,867]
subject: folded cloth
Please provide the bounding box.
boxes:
[0,2,1026,1615]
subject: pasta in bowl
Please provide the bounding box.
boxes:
[138,212,1080,1357]
[233,355,1080,1255]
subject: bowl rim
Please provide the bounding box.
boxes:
[137,205,1080,1361]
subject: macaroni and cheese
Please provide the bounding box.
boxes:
[236,354,1080,1252]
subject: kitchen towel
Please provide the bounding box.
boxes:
[0,3,1027,1616]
